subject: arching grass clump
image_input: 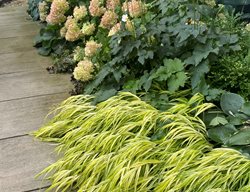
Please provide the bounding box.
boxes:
[34,92,250,191]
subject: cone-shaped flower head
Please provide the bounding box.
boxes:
[100,10,118,29]
[89,0,106,17]
[122,0,146,18]
[46,0,69,24]
[84,40,102,57]
[38,1,48,21]
[65,17,81,41]
[73,59,95,81]
[81,22,96,36]
[73,5,88,21]
[106,0,120,11]
[108,22,121,36]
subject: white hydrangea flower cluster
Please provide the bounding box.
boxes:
[84,40,102,57]
[38,1,48,21]
[73,5,88,21]
[81,22,96,36]
[73,59,95,82]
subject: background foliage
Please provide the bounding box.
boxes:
[29,0,250,190]
[29,0,250,150]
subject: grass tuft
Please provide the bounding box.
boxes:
[33,92,250,191]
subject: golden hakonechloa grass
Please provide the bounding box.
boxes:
[33,92,250,192]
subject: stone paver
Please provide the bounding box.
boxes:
[0,6,71,192]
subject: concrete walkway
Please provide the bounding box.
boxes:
[0,6,72,192]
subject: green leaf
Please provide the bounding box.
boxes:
[219,34,238,45]
[206,89,224,101]
[208,124,237,144]
[84,68,110,94]
[192,76,209,96]
[184,43,219,66]
[209,116,228,126]
[241,102,250,116]
[164,58,185,72]
[93,89,117,103]
[37,47,50,56]
[229,34,239,44]
[41,32,54,41]
[203,111,223,126]
[230,44,241,51]
[34,35,43,45]
[177,29,192,43]
[140,72,152,91]
[231,145,250,158]
[123,79,140,93]
[138,50,154,65]
[227,128,250,146]
[167,72,187,92]
[220,92,245,115]
[151,58,186,82]
[235,113,250,121]
[113,66,127,82]
[124,72,153,93]
[158,0,169,14]
[151,66,171,81]
[150,59,188,92]
[190,61,209,89]
[228,116,244,126]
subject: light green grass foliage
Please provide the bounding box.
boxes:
[34,92,250,192]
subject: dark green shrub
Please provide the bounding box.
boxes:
[31,0,250,103]
[217,0,250,17]
[81,0,249,103]
[209,53,250,100]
